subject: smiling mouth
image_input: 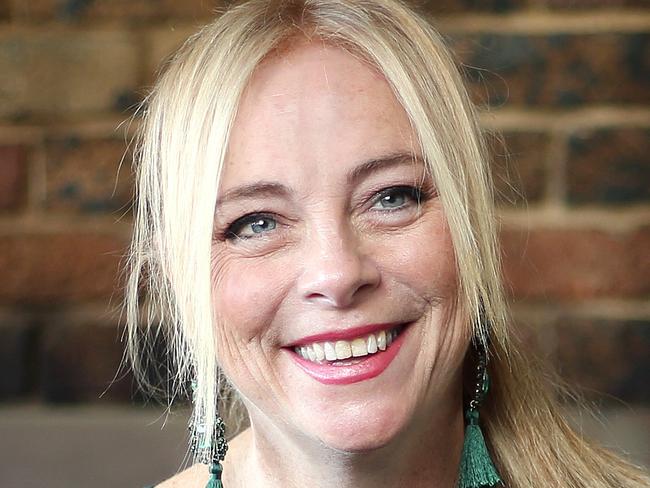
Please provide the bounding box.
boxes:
[292,324,405,365]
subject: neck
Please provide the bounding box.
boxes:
[228,394,465,488]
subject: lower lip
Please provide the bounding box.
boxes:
[286,323,411,385]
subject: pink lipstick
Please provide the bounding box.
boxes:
[286,323,411,385]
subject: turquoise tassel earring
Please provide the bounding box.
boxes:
[203,415,227,488]
[458,340,503,488]
[189,381,228,488]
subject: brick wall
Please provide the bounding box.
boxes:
[0,0,648,418]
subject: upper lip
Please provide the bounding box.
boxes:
[285,322,404,347]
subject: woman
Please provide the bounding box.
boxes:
[125,1,650,487]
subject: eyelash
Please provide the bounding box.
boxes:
[218,185,431,242]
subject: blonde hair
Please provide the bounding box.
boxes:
[124,0,650,486]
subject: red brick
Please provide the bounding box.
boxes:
[0,30,139,119]
[422,0,647,9]
[0,145,27,211]
[419,0,523,12]
[145,26,197,83]
[44,136,133,214]
[501,226,650,300]
[449,32,649,107]
[0,233,127,304]
[41,322,133,402]
[0,0,8,20]
[567,127,650,205]
[553,317,650,405]
[488,131,549,206]
[8,0,220,22]
[8,0,63,20]
[538,0,648,8]
[162,0,223,19]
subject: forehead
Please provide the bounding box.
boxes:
[222,40,417,187]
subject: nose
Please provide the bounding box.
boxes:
[297,220,381,309]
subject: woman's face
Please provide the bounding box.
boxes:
[211,41,469,452]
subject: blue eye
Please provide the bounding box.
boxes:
[225,214,277,240]
[221,185,426,242]
[373,186,422,210]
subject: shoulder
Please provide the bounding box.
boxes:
[155,464,207,487]
[154,427,251,487]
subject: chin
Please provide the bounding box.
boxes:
[306,400,411,453]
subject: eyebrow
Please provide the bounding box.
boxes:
[215,151,423,207]
[348,151,424,186]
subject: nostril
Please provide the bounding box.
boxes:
[301,266,380,306]
[304,292,352,309]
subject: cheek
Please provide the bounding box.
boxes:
[388,219,457,300]
[211,250,291,344]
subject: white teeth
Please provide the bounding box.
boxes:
[312,342,325,361]
[351,338,368,357]
[294,325,402,363]
[367,334,378,354]
[324,341,337,361]
[307,347,316,362]
[335,340,352,360]
[377,330,387,351]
